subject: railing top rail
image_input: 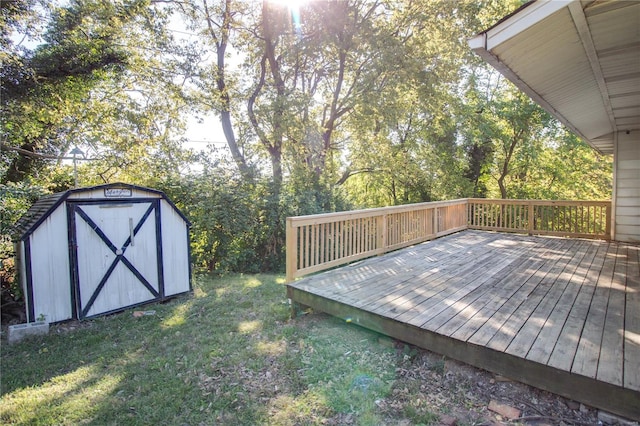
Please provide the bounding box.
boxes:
[468,198,611,206]
[287,198,469,226]
[287,198,611,226]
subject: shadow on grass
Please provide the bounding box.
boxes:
[1,274,404,425]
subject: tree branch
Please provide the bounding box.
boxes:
[0,142,96,161]
[335,167,378,186]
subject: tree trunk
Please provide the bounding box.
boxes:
[497,129,523,199]
[203,0,252,181]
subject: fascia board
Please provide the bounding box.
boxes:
[485,0,572,50]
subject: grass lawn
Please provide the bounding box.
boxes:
[1,274,445,425]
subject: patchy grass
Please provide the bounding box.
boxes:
[1,274,601,425]
[1,274,402,425]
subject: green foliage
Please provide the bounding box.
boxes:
[1,0,142,183]
[0,182,47,235]
[337,0,490,207]
[0,181,49,305]
[510,129,612,200]
[1,0,195,187]
[458,70,612,200]
[152,168,276,273]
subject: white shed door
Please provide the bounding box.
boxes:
[69,200,163,319]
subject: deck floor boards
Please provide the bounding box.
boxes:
[571,242,617,379]
[467,237,567,347]
[597,244,627,386]
[487,238,582,354]
[508,239,591,361]
[546,241,607,371]
[287,230,640,419]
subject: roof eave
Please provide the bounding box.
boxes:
[469,33,608,155]
[468,0,613,155]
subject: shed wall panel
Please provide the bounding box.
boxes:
[29,206,72,323]
[84,264,156,318]
[160,199,190,296]
[17,184,190,323]
[120,208,160,289]
[19,243,29,321]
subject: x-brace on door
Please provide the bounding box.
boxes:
[68,199,164,319]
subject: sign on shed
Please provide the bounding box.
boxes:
[13,183,191,323]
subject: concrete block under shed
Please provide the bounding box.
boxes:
[8,321,49,344]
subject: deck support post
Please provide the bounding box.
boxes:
[286,218,296,283]
[606,203,612,240]
[376,214,387,255]
[287,287,311,318]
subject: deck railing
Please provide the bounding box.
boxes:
[285,199,468,282]
[467,199,611,239]
[286,198,611,282]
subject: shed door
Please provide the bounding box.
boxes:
[69,199,163,319]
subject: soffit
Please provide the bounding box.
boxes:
[470,0,640,155]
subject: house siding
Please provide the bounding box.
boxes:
[615,131,640,243]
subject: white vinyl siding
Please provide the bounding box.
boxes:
[615,131,640,243]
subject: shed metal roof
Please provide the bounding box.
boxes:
[12,183,190,240]
[469,0,640,155]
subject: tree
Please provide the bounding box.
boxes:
[1,0,199,187]
[177,0,254,180]
[459,67,611,200]
[339,0,490,205]
[1,0,143,183]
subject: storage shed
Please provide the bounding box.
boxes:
[13,183,191,323]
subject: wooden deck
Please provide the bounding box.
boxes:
[286,230,640,420]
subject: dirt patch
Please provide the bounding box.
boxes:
[378,342,605,425]
[292,313,610,425]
